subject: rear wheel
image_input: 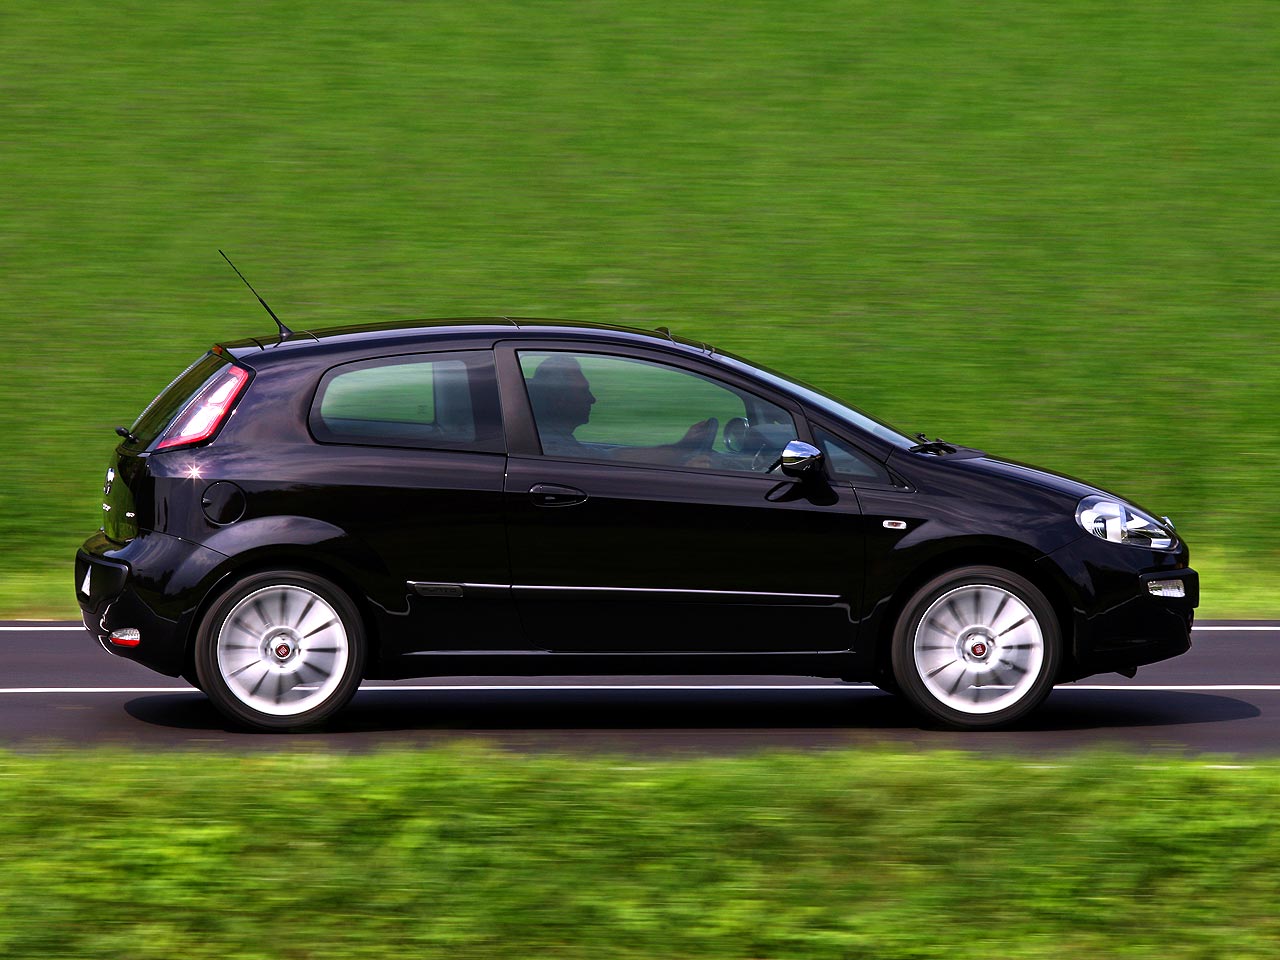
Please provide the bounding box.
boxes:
[195,570,366,731]
[891,566,1060,729]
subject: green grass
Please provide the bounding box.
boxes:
[2,1,1278,616]
[1,746,1278,958]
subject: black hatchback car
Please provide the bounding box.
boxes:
[76,318,1198,731]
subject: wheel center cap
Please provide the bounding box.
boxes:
[265,628,301,662]
[970,640,989,658]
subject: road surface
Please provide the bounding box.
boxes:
[0,621,1273,754]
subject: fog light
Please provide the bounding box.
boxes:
[109,628,142,647]
[1147,579,1185,599]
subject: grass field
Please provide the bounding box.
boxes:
[2,2,1278,616]
[0,746,1277,959]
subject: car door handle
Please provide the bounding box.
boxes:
[529,483,588,507]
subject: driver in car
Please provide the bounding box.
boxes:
[526,355,718,465]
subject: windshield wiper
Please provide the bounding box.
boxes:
[910,433,957,455]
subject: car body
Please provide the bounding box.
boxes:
[76,318,1198,730]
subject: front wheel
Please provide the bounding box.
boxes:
[891,566,1061,729]
[195,570,366,731]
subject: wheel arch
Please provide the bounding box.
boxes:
[177,547,386,686]
[867,544,1077,683]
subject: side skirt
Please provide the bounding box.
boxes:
[364,651,867,682]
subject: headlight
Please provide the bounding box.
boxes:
[1075,495,1177,550]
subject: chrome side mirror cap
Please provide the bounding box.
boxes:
[779,440,823,478]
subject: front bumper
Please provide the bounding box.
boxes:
[76,529,229,677]
[1038,535,1198,680]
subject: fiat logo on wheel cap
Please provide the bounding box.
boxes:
[970,641,988,657]
[274,642,291,659]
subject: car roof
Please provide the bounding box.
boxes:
[216,317,716,367]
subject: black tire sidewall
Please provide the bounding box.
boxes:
[891,565,1061,729]
[194,570,366,731]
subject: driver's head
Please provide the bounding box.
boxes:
[527,355,596,433]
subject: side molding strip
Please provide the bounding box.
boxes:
[511,584,840,600]
[409,582,842,602]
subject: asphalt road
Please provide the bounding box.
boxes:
[1,621,1275,754]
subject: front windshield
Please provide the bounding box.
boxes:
[713,351,917,450]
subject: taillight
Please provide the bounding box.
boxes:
[156,366,250,450]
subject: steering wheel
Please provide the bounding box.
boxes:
[751,433,788,472]
[725,417,776,470]
[723,417,750,453]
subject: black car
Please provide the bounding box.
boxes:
[76,318,1198,731]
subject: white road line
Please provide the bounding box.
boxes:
[0,687,192,694]
[1,683,1279,695]
[0,626,89,632]
[1189,626,1279,632]
[1065,684,1280,691]
[2,624,1276,633]
[0,684,868,694]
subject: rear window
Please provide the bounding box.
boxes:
[129,352,229,447]
[310,351,503,452]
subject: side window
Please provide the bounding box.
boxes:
[518,351,796,473]
[813,426,890,483]
[310,351,503,452]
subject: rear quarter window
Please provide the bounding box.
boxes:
[310,351,503,452]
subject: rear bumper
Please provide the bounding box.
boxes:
[76,530,229,677]
[1038,536,1198,681]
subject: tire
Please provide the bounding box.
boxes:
[194,570,366,731]
[891,566,1061,729]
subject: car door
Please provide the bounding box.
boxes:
[303,348,522,653]
[495,341,866,653]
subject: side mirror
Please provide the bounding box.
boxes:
[779,440,823,478]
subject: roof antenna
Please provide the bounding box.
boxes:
[219,250,294,338]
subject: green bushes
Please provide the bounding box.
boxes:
[0,747,1277,958]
